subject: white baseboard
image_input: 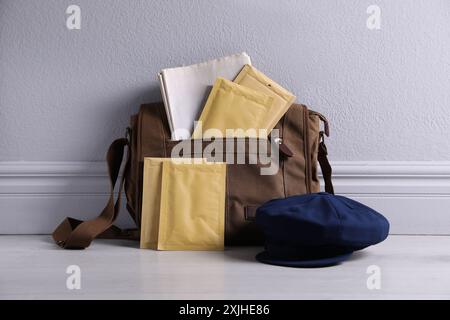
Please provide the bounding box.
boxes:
[324,161,450,235]
[0,162,136,234]
[0,161,449,235]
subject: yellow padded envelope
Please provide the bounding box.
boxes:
[140,158,226,251]
[140,158,164,249]
[234,64,296,133]
[192,78,274,139]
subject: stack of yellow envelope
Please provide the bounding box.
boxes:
[192,78,274,139]
[192,65,296,139]
[140,158,226,251]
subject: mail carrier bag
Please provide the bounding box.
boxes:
[52,102,333,249]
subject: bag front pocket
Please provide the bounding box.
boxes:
[165,137,285,245]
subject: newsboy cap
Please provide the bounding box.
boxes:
[255,192,390,267]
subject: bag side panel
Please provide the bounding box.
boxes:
[308,112,321,192]
[283,104,308,196]
[133,102,171,227]
[125,114,139,223]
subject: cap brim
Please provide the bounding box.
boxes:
[255,251,353,268]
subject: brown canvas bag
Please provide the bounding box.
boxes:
[53,102,334,249]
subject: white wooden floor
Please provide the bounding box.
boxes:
[1,235,449,299]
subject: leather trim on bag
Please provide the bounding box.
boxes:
[244,205,259,221]
[303,105,311,193]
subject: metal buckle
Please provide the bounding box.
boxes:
[125,127,132,142]
[319,131,325,143]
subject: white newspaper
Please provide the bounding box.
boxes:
[158,52,251,140]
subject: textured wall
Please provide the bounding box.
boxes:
[0,0,449,161]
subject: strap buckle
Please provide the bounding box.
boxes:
[125,127,132,143]
[319,131,328,156]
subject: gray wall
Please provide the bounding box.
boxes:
[1,0,449,161]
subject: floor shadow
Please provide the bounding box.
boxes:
[42,236,130,251]
[95,238,141,249]
[223,246,369,268]
[347,250,368,261]
[223,246,262,263]
[40,235,140,250]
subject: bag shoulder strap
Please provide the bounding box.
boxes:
[306,107,334,195]
[318,131,334,194]
[52,138,132,249]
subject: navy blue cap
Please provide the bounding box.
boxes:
[255,192,390,268]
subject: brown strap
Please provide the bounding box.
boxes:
[52,138,131,249]
[318,132,334,195]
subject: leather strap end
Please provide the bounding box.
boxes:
[51,138,130,250]
[52,217,84,249]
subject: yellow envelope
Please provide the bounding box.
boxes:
[140,158,226,251]
[140,158,165,249]
[192,78,274,139]
[234,64,296,133]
